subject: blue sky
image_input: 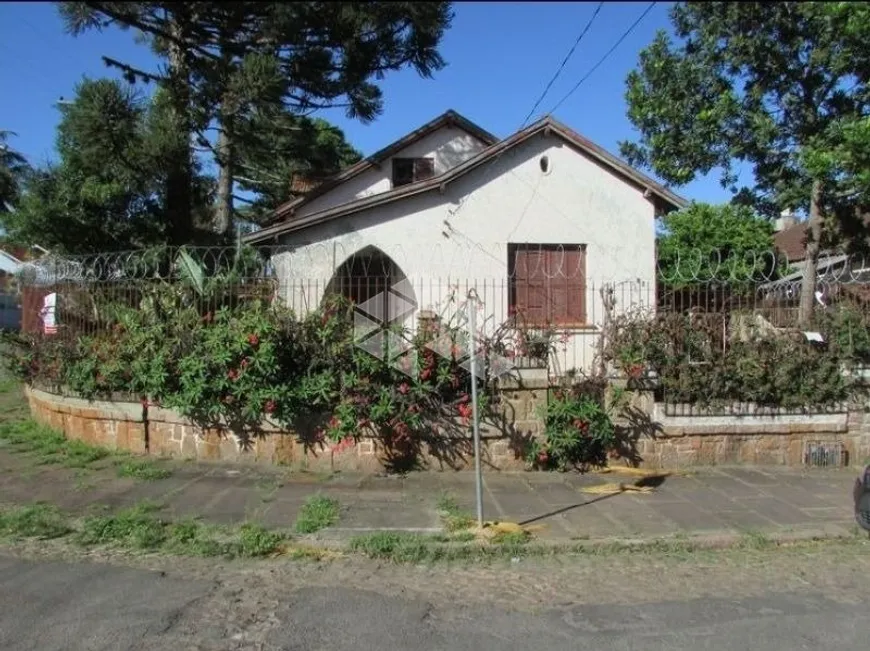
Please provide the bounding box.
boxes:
[0,1,746,204]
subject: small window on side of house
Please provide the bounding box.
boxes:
[392,157,435,188]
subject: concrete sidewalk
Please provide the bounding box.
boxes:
[0,446,859,542]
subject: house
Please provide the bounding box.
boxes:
[245,110,687,375]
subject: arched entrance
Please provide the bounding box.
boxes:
[324,246,417,324]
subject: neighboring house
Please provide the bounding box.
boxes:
[245,109,686,374]
[766,213,870,309]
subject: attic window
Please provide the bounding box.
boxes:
[392,157,435,188]
[539,155,551,174]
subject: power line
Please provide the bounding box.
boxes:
[549,1,658,115]
[519,1,604,128]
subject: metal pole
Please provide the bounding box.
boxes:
[467,290,484,527]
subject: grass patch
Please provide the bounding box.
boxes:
[0,503,72,540]
[73,503,285,557]
[737,530,774,551]
[238,523,285,557]
[294,494,340,534]
[491,529,531,547]
[435,492,474,532]
[0,420,109,469]
[0,418,173,479]
[115,458,172,481]
[76,502,168,549]
[348,531,440,563]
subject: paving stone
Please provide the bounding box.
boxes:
[596,496,682,536]
[756,483,841,510]
[715,509,778,531]
[719,468,780,486]
[335,504,440,530]
[735,497,816,527]
[647,501,726,532]
[695,475,769,499]
[801,506,853,522]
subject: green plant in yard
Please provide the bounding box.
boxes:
[603,306,858,410]
[0,503,72,540]
[294,494,340,534]
[529,379,617,471]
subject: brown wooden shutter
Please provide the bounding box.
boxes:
[509,244,586,325]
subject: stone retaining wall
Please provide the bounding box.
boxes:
[616,389,869,469]
[25,380,870,471]
[25,381,549,472]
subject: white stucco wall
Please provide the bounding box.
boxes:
[271,134,658,374]
[295,126,490,218]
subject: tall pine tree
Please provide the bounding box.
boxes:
[59,2,453,236]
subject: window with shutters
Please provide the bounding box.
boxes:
[392,157,435,187]
[508,244,587,326]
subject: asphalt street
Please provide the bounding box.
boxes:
[0,553,866,651]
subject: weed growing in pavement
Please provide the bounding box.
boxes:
[294,494,340,534]
[237,523,286,557]
[115,458,172,480]
[435,492,474,532]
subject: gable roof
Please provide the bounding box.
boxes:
[266,110,499,225]
[247,116,688,244]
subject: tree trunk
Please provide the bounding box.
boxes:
[797,179,824,327]
[214,118,234,236]
[165,14,193,246]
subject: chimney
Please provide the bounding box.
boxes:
[773,208,797,233]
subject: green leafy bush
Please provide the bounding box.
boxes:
[529,378,617,471]
[604,304,861,409]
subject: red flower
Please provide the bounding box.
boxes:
[397,382,410,395]
[247,333,259,347]
[458,402,473,424]
[241,358,250,369]
[573,418,589,432]
[227,368,239,381]
[420,368,432,381]
[264,399,277,414]
[537,451,549,464]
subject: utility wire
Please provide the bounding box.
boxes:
[549,1,657,115]
[519,1,604,127]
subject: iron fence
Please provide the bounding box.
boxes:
[15,245,870,415]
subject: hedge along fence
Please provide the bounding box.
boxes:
[601,289,870,415]
[6,247,623,473]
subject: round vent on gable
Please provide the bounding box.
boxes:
[539,155,551,174]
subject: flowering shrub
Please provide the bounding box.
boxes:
[6,286,502,465]
[528,377,616,471]
[603,307,858,409]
